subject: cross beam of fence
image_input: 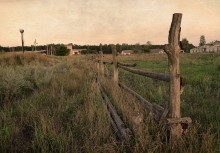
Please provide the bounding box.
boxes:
[103,61,113,65]
[118,65,186,87]
[117,62,137,67]
[103,61,137,67]
[118,64,170,82]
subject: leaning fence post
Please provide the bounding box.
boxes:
[112,45,118,83]
[164,13,182,140]
[99,45,104,76]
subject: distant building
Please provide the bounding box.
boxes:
[190,41,220,53]
[72,49,86,55]
[121,50,134,55]
[150,49,164,54]
[180,50,185,53]
[65,43,86,55]
[66,43,73,53]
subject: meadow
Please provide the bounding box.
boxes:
[0,52,219,152]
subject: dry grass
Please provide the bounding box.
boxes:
[0,52,57,66]
[0,53,219,152]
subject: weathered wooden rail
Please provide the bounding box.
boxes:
[118,82,165,122]
[94,13,191,141]
[95,72,132,141]
[118,64,170,82]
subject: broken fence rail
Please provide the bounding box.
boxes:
[118,82,168,123]
[95,73,132,141]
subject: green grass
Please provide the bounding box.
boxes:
[0,52,219,152]
[116,53,220,151]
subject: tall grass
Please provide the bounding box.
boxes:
[103,53,220,152]
[0,52,219,152]
[0,53,116,152]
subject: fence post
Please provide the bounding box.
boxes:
[50,46,53,55]
[46,45,48,55]
[112,45,118,83]
[96,53,100,73]
[165,13,182,140]
[99,51,104,76]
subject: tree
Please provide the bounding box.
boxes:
[181,38,195,53]
[134,43,142,53]
[142,41,152,53]
[55,44,70,56]
[146,41,152,46]
[199,35,206,46]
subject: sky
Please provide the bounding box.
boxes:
[0,0,220,46]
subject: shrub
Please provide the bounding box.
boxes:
[218,65,220,71]
[0,67,35,104]
[55,45,70,56]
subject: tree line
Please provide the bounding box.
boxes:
[0,43,164,54]
[75,43,164,54]
[0,42,192,54]
[5,36,218,54]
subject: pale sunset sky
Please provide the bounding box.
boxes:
[0,0,220,47]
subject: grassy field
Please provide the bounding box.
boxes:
[0,52,219,152]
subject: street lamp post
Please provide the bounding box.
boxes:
[20,29,24,53]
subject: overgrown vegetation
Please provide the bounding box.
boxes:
[0,52,219,152]
[55,45,70,56]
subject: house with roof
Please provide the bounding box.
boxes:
[65,43,86,55]
[121,50,134,55]
[190,41,220,53]
[150,49,165,54]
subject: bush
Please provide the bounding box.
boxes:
[55,45,70,56]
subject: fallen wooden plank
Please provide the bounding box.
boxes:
[118,82,165,122]
[118,82,153,111]
[96,75,131,141]
[109,114,123,141]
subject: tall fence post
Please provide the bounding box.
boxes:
[99,49,104,76]
[112,45,118,83]
[165,13,182,140]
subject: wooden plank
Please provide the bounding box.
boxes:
[159,108,169,124]
[118,64,186,84]
[112,45,118,83]
[103,61,113,65]
[152,103,165,122]
[118,82,153,111]
[166,117,192,124]
[99,51,104,75]
[118,65,170,82]
[96,55,100,73]
[118,62,137,67]
[118,82,166,122]
[96,75,131,140]
[109,113,124,141]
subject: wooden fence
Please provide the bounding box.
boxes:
[95,13,191,141]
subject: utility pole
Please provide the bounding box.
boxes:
[34,39,38,51]
[20,29,24,53]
